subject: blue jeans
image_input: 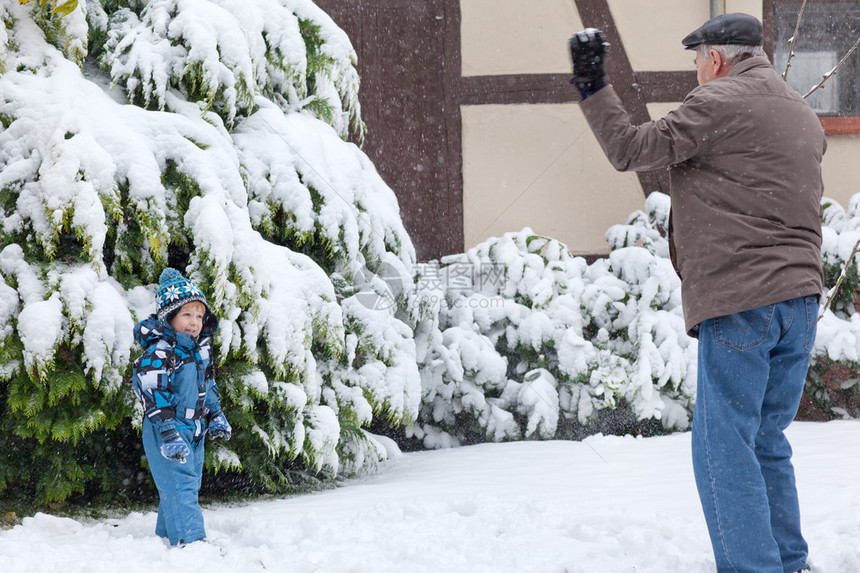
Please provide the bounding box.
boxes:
[142,421,207,545]
[693,295,817,573]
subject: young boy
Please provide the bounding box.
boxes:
[132,267,232,546]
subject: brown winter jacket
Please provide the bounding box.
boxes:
[580,56,825,336]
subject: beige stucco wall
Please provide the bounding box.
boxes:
[607,1,709,71]
[647,102,682,121]
[607,1,764,71]
[460,0,581,76]
[461,103,644,254]
[822,136,860,208]
[724,0,763,21]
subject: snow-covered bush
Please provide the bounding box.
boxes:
[406,190,860,450]
[807,196,860,418]
[0,0,416,504]
[409,192,697,448]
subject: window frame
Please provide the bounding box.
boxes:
[764,0,860,135]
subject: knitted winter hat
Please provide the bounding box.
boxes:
[156,268,209,322]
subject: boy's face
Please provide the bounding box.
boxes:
[169,301,207,338]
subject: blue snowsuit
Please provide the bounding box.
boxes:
[132,314,221,545]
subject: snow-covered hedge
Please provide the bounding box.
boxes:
[409,193,696,448]
[406,191,860,449]
[807,196,860,419]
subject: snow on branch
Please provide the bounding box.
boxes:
[802,34,860,100]
[782,0,808,81]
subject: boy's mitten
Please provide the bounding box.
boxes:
[161,429,191,463]
[208,412,232,441]
[569,28,609,98]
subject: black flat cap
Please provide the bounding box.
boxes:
[682,13,762,50]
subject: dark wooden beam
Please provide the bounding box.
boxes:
[458,74,578,105]
[457,71,697,106]
[315,0,459,261]
[441,0,465,258]
[314,0,704,260]
[634,71,698,102]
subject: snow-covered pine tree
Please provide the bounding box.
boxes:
[0,0,419,504]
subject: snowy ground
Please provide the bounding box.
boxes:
[1,420,858,573]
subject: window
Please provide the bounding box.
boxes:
[769,0,860,133]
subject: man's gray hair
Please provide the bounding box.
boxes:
[698,44,767,66]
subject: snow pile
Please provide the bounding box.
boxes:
[410,192,696,448]
[0,420,857,572]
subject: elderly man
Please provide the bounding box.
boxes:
[570,13,824,573]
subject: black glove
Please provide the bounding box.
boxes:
[569,28,609,98]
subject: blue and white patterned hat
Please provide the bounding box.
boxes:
[156,268,209,322]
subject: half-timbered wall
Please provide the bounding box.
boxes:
[316,0,860,260]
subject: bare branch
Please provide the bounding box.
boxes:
[819,234,860,321]
[782,0,808,81]
[803,34,860,99]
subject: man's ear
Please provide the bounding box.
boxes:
[709,48,724,74]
